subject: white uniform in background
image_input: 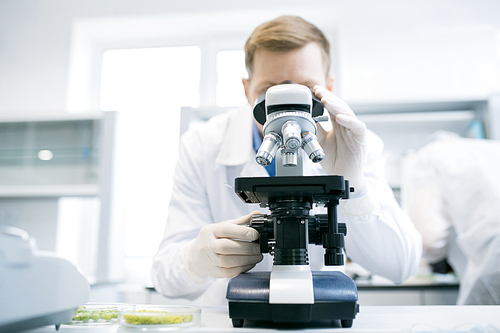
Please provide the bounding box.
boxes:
[152,105,422,307]
[401,133,500,305]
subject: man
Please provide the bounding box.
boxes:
[152,15,422,306]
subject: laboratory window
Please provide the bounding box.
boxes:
[99,46,200,277]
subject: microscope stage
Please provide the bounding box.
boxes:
[235,175,350,205]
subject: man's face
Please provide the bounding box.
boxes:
[242,42,334,134]
[242,42,334,108]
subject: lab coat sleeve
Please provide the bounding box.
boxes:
[151,130,215,299]
[339,131,423,284]
[400,150,452,264]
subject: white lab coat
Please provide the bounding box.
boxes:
[152,105,422,307]
[401,134,500,304]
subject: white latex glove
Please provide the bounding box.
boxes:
[184,211,263,282]
[313,85,367,195]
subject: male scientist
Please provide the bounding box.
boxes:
[152,15,422,306]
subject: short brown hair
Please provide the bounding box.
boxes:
[244,15,331,78]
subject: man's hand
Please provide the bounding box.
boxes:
[313,85,367,194]
[184,211,263,281]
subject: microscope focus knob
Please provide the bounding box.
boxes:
[323,233,345,266]
[322,233,345,249]
[325,249,344,266]
[249,214,274,253]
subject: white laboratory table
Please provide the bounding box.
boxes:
[20,305,500,333]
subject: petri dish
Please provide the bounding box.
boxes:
[66,302,130,325]
[118,305,201,330]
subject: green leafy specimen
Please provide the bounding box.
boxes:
[71,306,119,323]
[123,310,193,325]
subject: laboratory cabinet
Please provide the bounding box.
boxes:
[0,111,124,285]
[142,277,459,307]
[351,99,494,191]
[0,115,100,195]
[356,282,459,306]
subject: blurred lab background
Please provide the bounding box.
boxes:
[1,0,500,306]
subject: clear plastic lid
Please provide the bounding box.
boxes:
[118,305,201,330]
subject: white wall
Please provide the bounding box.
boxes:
[0,1,74,113]
[0,0,334,113]
[1,0,500,114]
[338,0,500,103]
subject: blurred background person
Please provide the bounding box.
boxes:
[401,132,500,304]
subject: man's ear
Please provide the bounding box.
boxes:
[326,75,335,92]
[242,77,252,105]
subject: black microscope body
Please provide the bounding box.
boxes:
[226,83,359,328]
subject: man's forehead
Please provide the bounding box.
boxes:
[254,79,317,88]
[251,45,326,78]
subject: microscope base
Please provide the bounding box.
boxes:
[226,271,359,328]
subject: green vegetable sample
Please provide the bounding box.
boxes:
[71,306,118,323]
[122,310,193,325]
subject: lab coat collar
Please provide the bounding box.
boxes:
[215,104,254,166]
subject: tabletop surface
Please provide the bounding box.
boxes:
[20,305,500,333]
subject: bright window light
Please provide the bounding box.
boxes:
[100,46,200,111]
[99,46,200,262]
[216,50,248,107]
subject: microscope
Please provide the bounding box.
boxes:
[226,83,359,328]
